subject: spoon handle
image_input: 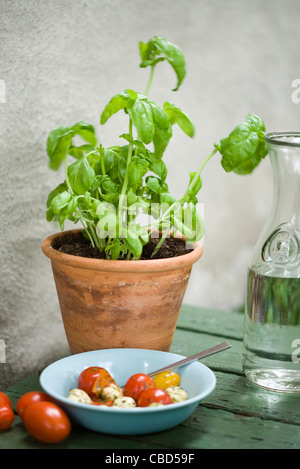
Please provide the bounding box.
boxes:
[148,341,231,378]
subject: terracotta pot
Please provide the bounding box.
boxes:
[41,230,203,354]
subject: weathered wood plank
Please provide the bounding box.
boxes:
[1,386,299,449]
[171,328,243,374]
[204,371,300,426]
[177,304,244,340]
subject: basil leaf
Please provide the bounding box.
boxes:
[46,182,68,222]
[50,191,72,214]
[67,157,95,194]
[128,156,149,188]
[185,172,202,202]
[150,101,172,158]
[126,223,149,258]
[139,40,156,66]
[127,96,154,144]
[47,122,97,170]
[127,95,172,157]
[101,176,121,195]
[102,193,120,205]
[163,102,195,138]
[133,140,149,158]
[146,176,164,194]
[153,36,185,91]
[107,239,122,260]
[100,89,137,124]
[72,121,97,146]
[47,126,74,170]
[127,189,138,206]
[149,158,167,183]
[160,192,176,206]
[117,156,127,184]
[46,182,68,208]
[58,197,78,230]
[94,149,116,175]
[218,114,267,175]
[68,144,95,159]
[125,228,143,258]
[139,36,186,91]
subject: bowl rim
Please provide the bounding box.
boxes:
[39,348,216,414]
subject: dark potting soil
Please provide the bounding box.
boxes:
[52,231,192,260]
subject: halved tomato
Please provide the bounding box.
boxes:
[78,366,107,398]
[91,369,116,397]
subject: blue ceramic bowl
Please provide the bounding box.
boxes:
[39,348,216,435]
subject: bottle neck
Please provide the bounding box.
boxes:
[252,133,300,276]
[269,145,300,226]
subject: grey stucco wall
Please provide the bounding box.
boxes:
[1,0,300,389]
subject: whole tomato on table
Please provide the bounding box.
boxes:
[0,391,14,430]
[23,401,71,444]
[17,391,52,421]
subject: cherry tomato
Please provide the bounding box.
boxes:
[123,373,156,401]
[0,392,14,430]
[138,387,173,407]
[23,401,71,444]
[91,369,116,397]
[0,391,13,409]
[17,391,52,421]
[78,366,111,398]
[0,405,14,430]
[152,370,181,390]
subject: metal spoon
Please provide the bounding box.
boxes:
[147,341,231,378]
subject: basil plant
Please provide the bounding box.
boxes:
[46,36,267,260]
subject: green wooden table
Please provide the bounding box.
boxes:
[1,305,300,450]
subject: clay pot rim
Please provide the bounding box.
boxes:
[41,229,203,273]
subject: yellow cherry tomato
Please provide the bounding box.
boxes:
[152,371,181,390]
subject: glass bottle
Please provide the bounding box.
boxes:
[242,132,300,392]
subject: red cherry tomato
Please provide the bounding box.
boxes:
[0,406,14,430]
[138,387,173,407]
[23,401,71,444]
[0,392,14,430]
[78,366,111,398]
[124,373,156,401]
[0,391,13,409]
[17,391,52,421]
